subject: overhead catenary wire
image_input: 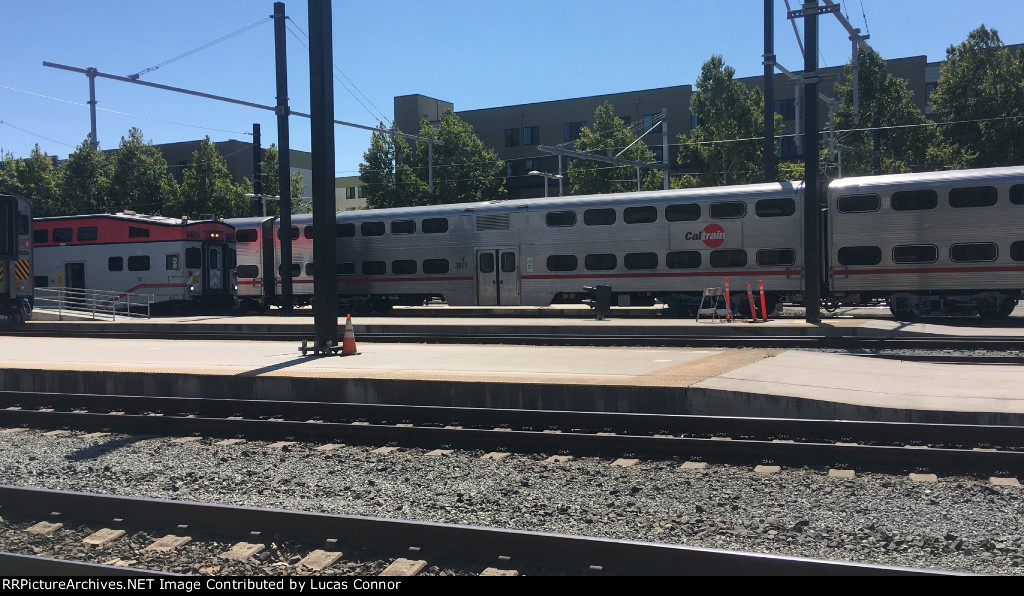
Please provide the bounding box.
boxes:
[127,17,273,80]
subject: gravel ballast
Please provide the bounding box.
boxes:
[0,429,1021,575]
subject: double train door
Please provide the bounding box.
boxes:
[476,248,520,306]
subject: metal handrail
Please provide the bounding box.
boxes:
[33,287,154,320]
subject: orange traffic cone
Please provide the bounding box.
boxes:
[341,314,359,355]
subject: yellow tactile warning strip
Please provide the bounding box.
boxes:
[633,349,772,387]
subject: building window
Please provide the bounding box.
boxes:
[564,121,587,142]
[643,113,660,131]
[346,187,356,200]
[523,126,539,146]
[505,128,520,147]
[690,113,701,129]
[774,99,796,121]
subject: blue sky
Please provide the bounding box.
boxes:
[2,1,1021,178]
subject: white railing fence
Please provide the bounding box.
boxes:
[33,287,154,320]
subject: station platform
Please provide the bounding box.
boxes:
[2,319,1023,426]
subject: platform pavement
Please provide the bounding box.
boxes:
[0,334,1022,427]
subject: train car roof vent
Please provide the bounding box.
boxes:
[476,213,510,231]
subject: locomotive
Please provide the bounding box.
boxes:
[0,192,33,326]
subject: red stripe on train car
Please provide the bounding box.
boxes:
[834,265,1024,276]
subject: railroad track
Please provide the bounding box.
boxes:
[2,391,1022,476]
[0,485,957,576]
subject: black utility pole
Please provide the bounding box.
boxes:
[308,0,339,352]
[87,68,99,151]
[273,2,294,315]
[763,0,777,182]
[872,114,882,175]
[790,0,824,324]
[252,123,262,216]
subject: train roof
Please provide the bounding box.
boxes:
[34,212,230,227]
[829,165,1024,193]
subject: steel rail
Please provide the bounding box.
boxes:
[2,391,1023,448]
[0,552,181,576]
[2,397,1022,475]
[0,485,957,576]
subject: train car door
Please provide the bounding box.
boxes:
[475,248,520,306]
[64,263,85,289]
[204,242,228,294]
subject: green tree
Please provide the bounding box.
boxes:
[7,146,63,217]
[567,102,661,195]
[58,138,112,215]
[415,109,505,205]
[0,153,27,198]
[359,125,428,209]
[681,55,777,186]
[253,144,309,215]
[108,128,178,214]
[931,25,1024,167]
[170,137,248,219]
[831,48,967,176]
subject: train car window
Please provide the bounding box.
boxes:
[128,226,150,238]
[584,208,616,226]
[950,243,998,263]
[756,249,796,267]
[837,194,881,213]
[893,244,938,264]
[423,259,450,274]
[236,265,259,279]
[710,202,746,219]
[837,246,882,266]
[479,253,495,273]
[1011,185,1024,205]
[127,256,150,271]
[709,249,747,268]
[667,251,702,269]
[500,252,517,273]
[53,228,73,243]
[949,186,998,208]
[891,190,937,211]
[277,227,300,240]
[108,257,123,272]
[584,254,617,271]
[279,263,301,277]
[362,261,386,275]
[304,226,314,239]
[755,198,796,217]
[227,249,236,269]
[208,249,219,269]
[624,252,659,270]
[666,204,700,222]
[34,229,48,244]
[391,220,416,235]
[1011,242,1024,262]
[337,223,356,238]
[34,276,48,288]
[361,221,385,236]
[546,211,577,227]
[18,214,29,235]
[185,248,202,269]
[338,263,356,276]
[236,229,258,243]
[392,259,418,275]
[166,255,180,271]
[546,255,578,272]
[623,206,658,224]
[422,218,449,234]
[76,226,99,242]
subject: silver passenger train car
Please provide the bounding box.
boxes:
[231,182,806,316]
[828,166,1024,318]
[0,192,34,326]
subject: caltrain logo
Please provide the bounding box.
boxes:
[684,224,726,248]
